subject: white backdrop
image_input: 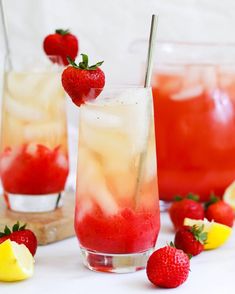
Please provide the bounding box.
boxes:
[1,0,235,189]
[1,0,235,84]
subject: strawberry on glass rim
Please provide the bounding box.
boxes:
[61,54,105,107]
[43,29,79,65]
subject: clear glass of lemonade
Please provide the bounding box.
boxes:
[74,86,160,273]
[0,54,69,212]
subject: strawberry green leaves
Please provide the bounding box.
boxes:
[0,222,27,237]
[190,225,208,245]
[67,54,104,71]
[55,29,70,36]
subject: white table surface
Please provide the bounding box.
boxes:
[1,212,235,294]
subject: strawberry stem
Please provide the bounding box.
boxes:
[190,225,208,244]
[0,222,27,237]
[187,193,199,202]
[169,241,175,248]
[4,226,11,235]
[13,221,20,232]
[205,193,219,209]
[55,29,70,35]
[174,195,183,201]
[67,54,104,71]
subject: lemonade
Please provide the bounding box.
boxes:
[152,64,235,202]
[74,87,160,273]
[0,68,69,212]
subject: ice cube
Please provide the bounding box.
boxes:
[36,73,64,107]
[80,121,130,160]
[76,198,93,221]
[26,143,38,156]
[81,88,151,157]
[119,89,151,154]
[6,72,64,109]
[0,147,20,173]
[2,113,25,146]
[143,129,157,182]
[80,106,122,128]
[5,95,46,122]
[171,85,204,100]
[6,72,44,101]
[56,153,69,170]
[24,121,64,141]
[153,72,183,95]
[106,171,136,202]
[202,67,218,91]
[77,147,118,215]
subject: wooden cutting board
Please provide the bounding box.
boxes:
[0,192,76,245]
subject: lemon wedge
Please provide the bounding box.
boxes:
[184,218,232,250]
[223,181,235,211]
[0,239,34,282]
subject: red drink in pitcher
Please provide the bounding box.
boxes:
[152,62,235,202]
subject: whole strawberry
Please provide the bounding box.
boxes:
[174,225,207,256]
[61,54,105,106]
[43,29,79,65]
[146,245,190,288]
[205,195,234,227]
[169,194,204,230]
[0,222,37,256]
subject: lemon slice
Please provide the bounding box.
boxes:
[223,181,235,211]
[184,218,232,250]
[0,239,34,282]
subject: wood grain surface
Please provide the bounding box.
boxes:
[0,192,76,245]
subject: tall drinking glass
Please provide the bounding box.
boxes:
[0,54,69,212]
[74,87,160,273]
[151,42,235,203]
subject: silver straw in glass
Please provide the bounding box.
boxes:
[0,0,12,69]
[144,14,158,87]
[135,14,158,207]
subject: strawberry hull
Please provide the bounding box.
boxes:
[75,206,160,254]
[0,144,69,195]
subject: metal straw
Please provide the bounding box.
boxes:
[144,14,158,87]
[0,0,12,69]
[135,14,158,208]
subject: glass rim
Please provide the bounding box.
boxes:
[130,39,235,66]
[4,53,64,58]
[131,39,235,48]
[93,84,152,89]
[4,53,65,72]
[81,86,152,107]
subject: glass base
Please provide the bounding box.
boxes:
[3,191,64,213]
[80,247,154,273]
[159,200,171,212]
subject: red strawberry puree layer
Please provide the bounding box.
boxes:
[0,144,69,194]
[75,206,160,254]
